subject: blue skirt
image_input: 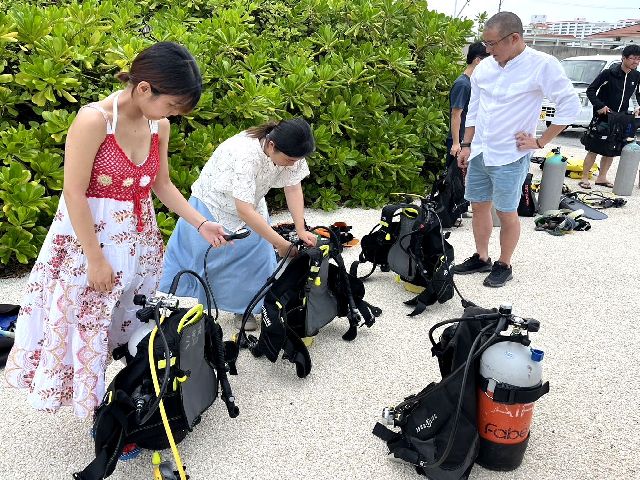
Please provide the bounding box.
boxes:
[159,196,277,314]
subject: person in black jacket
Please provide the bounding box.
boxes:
[580,44,640,189]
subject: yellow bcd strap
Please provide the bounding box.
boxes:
[148,314,188,480]
[177,304,204,333]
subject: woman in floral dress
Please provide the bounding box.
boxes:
[5,42,228,419]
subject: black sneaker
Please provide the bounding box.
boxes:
[483,261,513,288]
[453,253,492,275]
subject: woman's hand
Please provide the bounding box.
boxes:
[276,240,297,259]
[88,256,115,292]
[199,221,229,247]
[297,230,317,247]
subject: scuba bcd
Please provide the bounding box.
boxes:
[74,269,240,480]
[373,304,549,479]
[352,195,466,316]
[231,225,381,378]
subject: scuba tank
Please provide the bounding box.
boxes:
[476,321,548,471]
[613,140,640,196]
[537,148,567,213]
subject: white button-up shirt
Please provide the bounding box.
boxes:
[467,47,580,166]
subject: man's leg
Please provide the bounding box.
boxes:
[472,201,493,261]
[482,155,530,287]
[581,151,598,185]
[496,210,520,266]
[595,156,614,185]
[453,153,493,275]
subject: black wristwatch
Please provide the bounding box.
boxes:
[460,142,471,148]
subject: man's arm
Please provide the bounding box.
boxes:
[457,73,479,167]
[450,108,463,155]
[537,57,581,146]
[586,69,609,112]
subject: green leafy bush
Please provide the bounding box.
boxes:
[0,0,471,266]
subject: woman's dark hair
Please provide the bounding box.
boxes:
[116,41,202,112]
[247,118,315,158]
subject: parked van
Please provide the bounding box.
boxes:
[540,55,639,128]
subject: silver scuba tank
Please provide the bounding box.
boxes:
[613,140,640,196]
[537,148,567,213]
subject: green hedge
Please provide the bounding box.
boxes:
[0,0,472,265]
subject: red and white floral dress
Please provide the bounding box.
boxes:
[5,92,164,418]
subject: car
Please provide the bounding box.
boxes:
[540,55,639,129]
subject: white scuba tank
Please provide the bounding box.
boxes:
[476,341,546,471]
[127,322,155,357]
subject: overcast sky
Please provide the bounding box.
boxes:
[427,0,640,24]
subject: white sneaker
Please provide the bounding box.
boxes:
[234,313,258,331]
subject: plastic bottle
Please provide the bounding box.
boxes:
[537,148,567,213]
[613,141,640,196]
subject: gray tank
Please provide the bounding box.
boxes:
[537,148,567,213]
[613,141,640,196]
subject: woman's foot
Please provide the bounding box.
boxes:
[577,180,591,189]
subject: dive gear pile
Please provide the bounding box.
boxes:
[534,209,592,235]
[351,197,459,316]
[74,271,239,480]
[373,304,549,479]
[233,225,380,378]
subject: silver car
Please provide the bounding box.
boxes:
[540,55,639,128]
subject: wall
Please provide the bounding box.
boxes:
[526,45,619,59]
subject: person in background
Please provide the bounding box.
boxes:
[579,44,640,189]
[447,41,489,167]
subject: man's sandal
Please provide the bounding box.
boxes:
[577,180,591,189]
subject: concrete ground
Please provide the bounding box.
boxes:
[1,140,639,480]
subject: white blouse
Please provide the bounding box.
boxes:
[191,131,310,231]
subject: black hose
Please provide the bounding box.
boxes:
[234,241,301,354]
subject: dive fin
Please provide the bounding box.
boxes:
[559,196,607,220]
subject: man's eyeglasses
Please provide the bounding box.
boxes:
[482,32,517,48]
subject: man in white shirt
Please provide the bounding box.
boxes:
[454,12,580,287]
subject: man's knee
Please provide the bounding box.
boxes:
[496,210,519,223]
